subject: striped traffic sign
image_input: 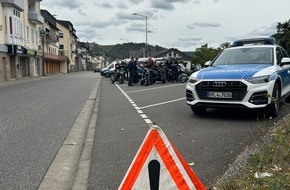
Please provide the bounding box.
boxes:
[118,126,206,190]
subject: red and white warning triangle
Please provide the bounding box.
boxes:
[118,126,206,190]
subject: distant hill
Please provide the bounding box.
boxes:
[84,42,167,60]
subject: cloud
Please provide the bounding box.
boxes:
[89,19,126,28]
[167,0,193,2]
[94,2,114,9]
[126,23,146,32]
[129,0,144,4]
[179,35,203,42]
[117,2,128,9]
[248,23,277,37]
[151,0,175,10]
[42,0,82,10]
[77,8,87,16]
[165,35,202,49]
[150,0,200,11]
[187,22,222,29]
[116,12,137,20]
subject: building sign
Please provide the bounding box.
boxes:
[40,30,46,37]
[27,49,36,56]
[7,45,26,55]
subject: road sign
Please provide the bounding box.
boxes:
[118,126,206,190]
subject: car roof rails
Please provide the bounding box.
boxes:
[231,37,276,47]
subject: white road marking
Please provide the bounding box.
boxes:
[126,83,185,94]
[116,84,153,125]
[140,114,148,119]
[115,84,185,125]
[139,97,186,110]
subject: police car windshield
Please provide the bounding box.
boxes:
[213,47,274,66]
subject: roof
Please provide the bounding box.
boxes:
[153,48,193,61]
[57,20,78,39]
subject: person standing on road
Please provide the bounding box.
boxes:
[133,58,139,84]
[128,57,137,86]
[147,55,154,85]
[170,58,178,83]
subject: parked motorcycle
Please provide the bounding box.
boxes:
[111,67,125,84]
[137,64,150,86]
[178,63,188,83]
[153,64,166,84]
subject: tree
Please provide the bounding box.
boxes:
[192,44,221,66]
[272,19,290,54]
[219,42,231,49]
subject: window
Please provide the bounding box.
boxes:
[13,9,20,17]
[281,47,289,57]
[35,31,38,45]
[31,29,34,44]
[26,26,29,42]
[59,45,64,49]
[59,33,64,38]
[276,48,283,64]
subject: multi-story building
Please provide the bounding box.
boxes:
[40,9,67,74]
[23,0,44,77]
[0,0,44,82]
[56,20,78,73]
[0,0,24,82]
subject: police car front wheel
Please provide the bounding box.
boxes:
[265,83,280,117]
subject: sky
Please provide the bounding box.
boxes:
[40,0,290,51]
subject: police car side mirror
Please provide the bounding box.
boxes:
[204,61,211,67]
[280,57,290,66]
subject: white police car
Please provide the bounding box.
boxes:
[186,37,290,117]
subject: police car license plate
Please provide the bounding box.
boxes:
[207,92,232,99]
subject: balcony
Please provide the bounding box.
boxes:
[28,11,44,25]
[44,53,67,61]
[0,0,24,11]
[46,34,58,44]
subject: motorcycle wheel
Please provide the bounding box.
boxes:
[119,77,124,84]
[178,74,188,83]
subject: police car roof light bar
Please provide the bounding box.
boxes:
[231,37,276,47]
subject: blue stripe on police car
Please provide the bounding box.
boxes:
[197,64,272,79]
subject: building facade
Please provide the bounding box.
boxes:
[56,20,78,73]
[0,0,44,83]
[40,9,67,74]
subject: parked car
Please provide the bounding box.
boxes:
[101,61,118,78]
[186,37,290,117]
[100,67,110,77]
[94,67,101,73]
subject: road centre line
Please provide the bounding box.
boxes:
[139,97,186,110]
[126,83,185,94]
[116,84,153,125]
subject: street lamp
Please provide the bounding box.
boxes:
[132,13,147,57]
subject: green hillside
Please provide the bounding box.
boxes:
[88,42,167,60]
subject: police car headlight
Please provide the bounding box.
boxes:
[188,77,199,84]
[246,76,270,84]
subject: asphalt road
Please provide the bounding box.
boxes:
[0,72,98,190]
[1,73,288,189]
[88,77,288,189]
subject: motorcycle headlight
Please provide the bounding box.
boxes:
[245,76,270,84]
